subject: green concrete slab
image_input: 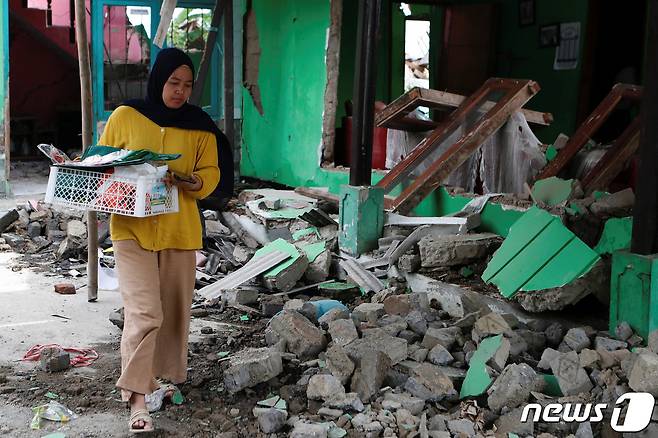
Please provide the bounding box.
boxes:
[293,227,320,240]
[531,177,574,206]
[338,185,384,256]
[254,238,301,277]
[541,374,563,397]
[482,207,600,298]
[460,335,503,399]
[610,251,658,340]
[593,217,633,255]
[301,241,326,263]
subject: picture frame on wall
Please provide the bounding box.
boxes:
[519,0,535,27]
[539,23,560,48]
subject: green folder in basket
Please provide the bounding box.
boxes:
[56,146,181,170]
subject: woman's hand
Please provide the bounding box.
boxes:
[164,172,202,192]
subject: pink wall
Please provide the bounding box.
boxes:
[104,6,146,64]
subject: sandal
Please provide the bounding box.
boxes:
[129,408,154,433]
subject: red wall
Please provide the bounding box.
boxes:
[9,0,81,147]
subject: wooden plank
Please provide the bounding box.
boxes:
[582,116,642,194]
[391,80,539,214]
[375,86,552,128]
[534,83,642,181]
[377,78,505,194]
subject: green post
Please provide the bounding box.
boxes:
[338,185,385,256]
[610,250,658,340]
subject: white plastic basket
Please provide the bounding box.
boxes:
[45,165,179,217]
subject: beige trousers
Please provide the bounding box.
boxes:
[113,239,196,402]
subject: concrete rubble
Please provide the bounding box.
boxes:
[2,182,649,437]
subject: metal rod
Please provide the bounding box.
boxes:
[74,0,98,302]
[349,0,382,187]
[631,0,658,254]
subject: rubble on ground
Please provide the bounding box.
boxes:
[2,179,645,436]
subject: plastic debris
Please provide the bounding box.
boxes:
[30,401,77,430]
[22,344,99,367]
[240,315,250,321]
[45,391,59,400]
[145,384,184,413]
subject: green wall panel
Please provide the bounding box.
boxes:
[241,0,331,187]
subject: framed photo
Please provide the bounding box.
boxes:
[539,23,560,48]
[519,0,535,27]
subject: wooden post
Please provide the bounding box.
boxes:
[223,0,234,151]
[74,0,98,302]
[631,0,658,255]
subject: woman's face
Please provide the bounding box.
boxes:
[162,65,193,109]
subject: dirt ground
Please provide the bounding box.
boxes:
[0,303,302,437]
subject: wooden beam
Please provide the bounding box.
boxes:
[190,0,223,106]
[534,83,643,181]
[375,86,553,128]
[376,79,540,213]
[582,116,642,194]
[153,0,177,48]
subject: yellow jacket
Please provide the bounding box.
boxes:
[98,106,220,251]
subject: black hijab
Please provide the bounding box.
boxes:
[123,47,233,204]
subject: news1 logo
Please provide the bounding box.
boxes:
[521,393,656,433]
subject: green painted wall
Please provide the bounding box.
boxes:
[495,0,589,143]
[241,0,331,186]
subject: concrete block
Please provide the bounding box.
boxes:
[224,348,283,393]
[421,327,460,350]
[305,249,332,282]
[427,344,454,366]
[447,419,475,437]
[256,408,287,433]
[550,350,593,396]
[614,321,634,341]
[579,349,600,369]
[352,302,385,324]
[344,334,408,365]
[377,314,408,337]
[264,254,309,292]
[472,313,512,342]
[54,283,76,295]
[290,421,330,438]
[223,288,259,305]
[318,307,350,329]
[629,352,658,396]
[0,210,18,234]
[564,328,591,352]
[307,374,345,401]
[325,344,355,385]
[418,233,501,267]
[487,363,539,412]
[27,222,41,238]
[545,322,565,346]
[266,310,326,360]
[351,350,391,402]
[594,336,627,352]
[328,318,358,347]
[324,392,365,413]
[398,253,420,273]
[403,363,456,402]
[338,185,385,256]
[383,294,410,316]
[382,391,425,416]
[405,311,428,336]
[66,219,87,242]
[40,347,70,372]
[538,348,561,370]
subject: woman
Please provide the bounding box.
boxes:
[98,48,221,433]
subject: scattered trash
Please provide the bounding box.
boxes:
[145,384,184,413]
[22,344,99,368]
[240,315,250,321]
[30,401,77,430]
[45,391,59,400]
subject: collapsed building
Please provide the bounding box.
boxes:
[0,0,657,437]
